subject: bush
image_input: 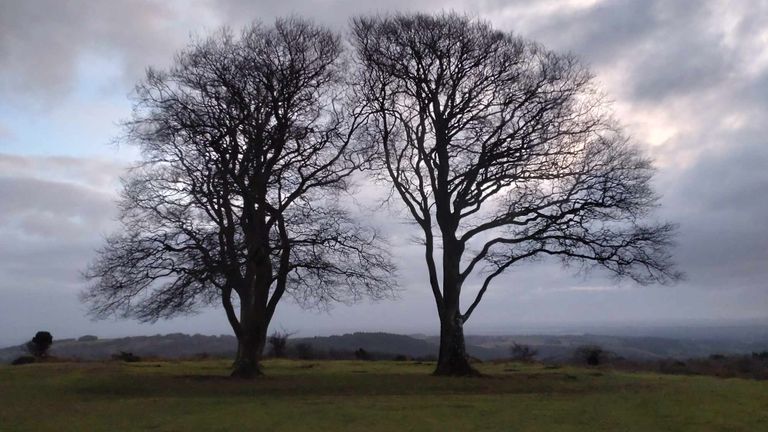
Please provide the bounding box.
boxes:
[77,335,98,342]
[660,355,768,380]
[510,343,538,362]
[574,345,610,366]
[295,343,314,360]
[268,331,292,358]
[112,351,141,362]
[654,359,690,375]
[393,354,411,361]
[11,356,36,366]
[327,349,352,360]
[26,331,53,358]
[354,348,372,361]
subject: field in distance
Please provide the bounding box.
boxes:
[2,359,767,431]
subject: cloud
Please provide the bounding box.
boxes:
[658,125,768,291]
[0,122,13,143]
[1,1,768,344]
[212,0,460,28]
[0,0,461,105]
[0,1,208,105]
[0,154,123,284]
[0,153,125,190]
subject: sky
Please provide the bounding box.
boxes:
[1,0,767,347]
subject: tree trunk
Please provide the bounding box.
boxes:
[433,234,478,376]
[231,337,261,378]
[230,225,273,378]
[231,321,267,378]
[434,308,478,376]
[230,294,269,379]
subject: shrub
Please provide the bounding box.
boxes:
[11,356,36,366]
[574,345,610,366]
[354,348,372,361]
[327,349,352,360]
[295,343,314,360]
[510,343,538,362]
[268,331,293,358]
[112,351,141,362]
[26,331,53,358]
[665,355,768,380]
[77,335,98,342]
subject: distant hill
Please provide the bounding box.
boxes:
[3,331,767,364]
[0,333,237,363]
[292,332,438,358]
[460,334,768,361]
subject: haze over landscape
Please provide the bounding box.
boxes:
[2,0,768,348]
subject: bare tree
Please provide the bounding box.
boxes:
[510,343,538,363]
[84,18,394,378]
[352,13,680,376]
[267,330,294,358]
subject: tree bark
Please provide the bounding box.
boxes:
[231,307,268,379]
[230,278,270,379]
[433,238,479,376]
[434,308,478,376]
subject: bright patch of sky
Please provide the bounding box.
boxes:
[2,52,137,160]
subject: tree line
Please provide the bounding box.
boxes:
[84,13,680,378]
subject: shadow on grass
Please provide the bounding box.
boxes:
[69,362,646,400]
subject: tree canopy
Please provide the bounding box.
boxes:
[352,13,680,375]
[84,18,394,378]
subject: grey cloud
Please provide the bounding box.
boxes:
[468,0,768,297]
[485,0,763,102]
[213,0,458,29]
[0,122,13,143]
[514,0,656,58]
[659,126,768,291]
[0,155,121,294]
[0,177,115,224]
[742,70,768,110]
[0,153,126,190]
[2,0,764,106]
[621,0,738,102]
[0,1,184,104]
[0,0,458,105]
[1,1,768,345]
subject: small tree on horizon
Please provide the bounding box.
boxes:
[574,345,610,366]
[26,331,53,358]
[510,343,538,363]
[267,330,294,358]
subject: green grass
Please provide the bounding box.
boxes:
[1,359,767,431]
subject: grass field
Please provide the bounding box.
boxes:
[1,359,767,431]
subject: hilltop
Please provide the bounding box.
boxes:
[3,331,767,364]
